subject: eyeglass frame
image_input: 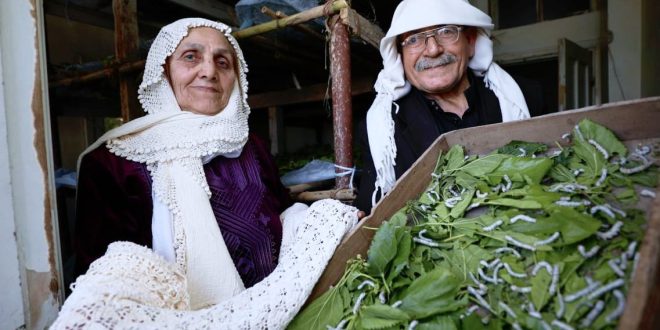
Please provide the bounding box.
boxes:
[399,25,465,52]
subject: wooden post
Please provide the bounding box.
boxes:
[328,7,353,190]
[113,0,141,122]
[268,106,284,155]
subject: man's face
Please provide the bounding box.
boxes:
[400,25,476,95]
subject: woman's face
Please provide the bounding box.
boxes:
[166,27,237,116]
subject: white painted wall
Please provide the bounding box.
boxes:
[0,0,61,328]
[608,0,642,101]
[0,35,26,330]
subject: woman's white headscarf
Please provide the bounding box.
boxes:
[366,0,530,205]
[78,18,250,309]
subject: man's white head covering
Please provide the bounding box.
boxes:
[366,0,530,205]
[78,18,250,309]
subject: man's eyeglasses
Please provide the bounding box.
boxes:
[400,25,463,51]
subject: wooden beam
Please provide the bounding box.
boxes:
[49,60,145,88]
[166,0,238,26]
[113,0,141,121]
[339,8,384,49]
[233,0,348,40]
[248,78,374,109]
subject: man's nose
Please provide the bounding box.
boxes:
[424,36,443,56]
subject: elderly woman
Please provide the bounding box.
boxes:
[68,18,356,323]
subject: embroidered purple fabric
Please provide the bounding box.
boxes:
[74,134,291,287]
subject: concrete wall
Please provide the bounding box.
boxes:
[608,0,642,101]
[0,0,62,328]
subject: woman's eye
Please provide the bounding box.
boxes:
[183,53,196,61]
[217,58,230,69]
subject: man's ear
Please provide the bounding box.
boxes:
[466,27,478,58]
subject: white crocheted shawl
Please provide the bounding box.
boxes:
[78,18,251,309]
[366,0,531,205]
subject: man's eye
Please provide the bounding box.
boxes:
[407,35,419,45]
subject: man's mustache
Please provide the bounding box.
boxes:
[415,54,457,72]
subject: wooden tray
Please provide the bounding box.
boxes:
[309,97,660,329]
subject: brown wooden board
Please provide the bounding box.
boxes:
[308,97,660,329]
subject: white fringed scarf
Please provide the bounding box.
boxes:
[78,18,251,309]
[367,0,530,205]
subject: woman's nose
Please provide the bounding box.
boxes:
[198,57,218,80]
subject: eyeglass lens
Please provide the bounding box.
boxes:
[404,26,461,50]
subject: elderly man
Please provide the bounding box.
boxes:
[356,0,543,213]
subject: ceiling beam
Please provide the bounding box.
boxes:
[248,78,374,109]
[165,0,238,26]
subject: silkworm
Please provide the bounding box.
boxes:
[587,278,625,300]
[549,265,559,295]
[532,261,552,276]
[581,300,605,327]
[632,252,640,279]
[480,258,500,269]
[467,203,481,210]
[444,196,462,208]
[503,175,512,192]
[573,168,585,176]
[419,204,429,212]
[482,219,504,232]
[605,290,625,322]
[505,235,536,251]
[391,300,402,308]
[510,285,532,293]
[578,245,600,258]
[492,184,503,192]
[510,214,537,224]
[327,319,348,330]
[590,205,616,219]
[478,267,498,284]
[492,263,504,284]
[603,203,626,217]
[527,303,542,319]
[589,139,610,159]
[596,221,624,240]
[476,190,488,198]
[408,320,419,330]
[465,305,479,316]
[619,154,653,174]
[468,286,492,310]
[352,292,366,314]
[565,281,601,302]
[641,189,657,198]
[503,263,527,278]
[549,183,588,193]
[555,200,584,207]
[534,232,561,246]
[635,145,651,155]
[619,254,628,270]
[431,172,442,179]
[556,292,565,318]
[379,291,386,304]
[494,247,522,258]
[413,237,439,247]
[552,319,575,330]
[626,241,638,259]
[512,323,523,330]
[608,259,625,277]
[595,168,608,187]
[562,132,571,140]
[425,192,436,203]
[499,301,517,319]
[358,280,376,290]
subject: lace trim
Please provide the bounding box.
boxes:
[52,199,357,329]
